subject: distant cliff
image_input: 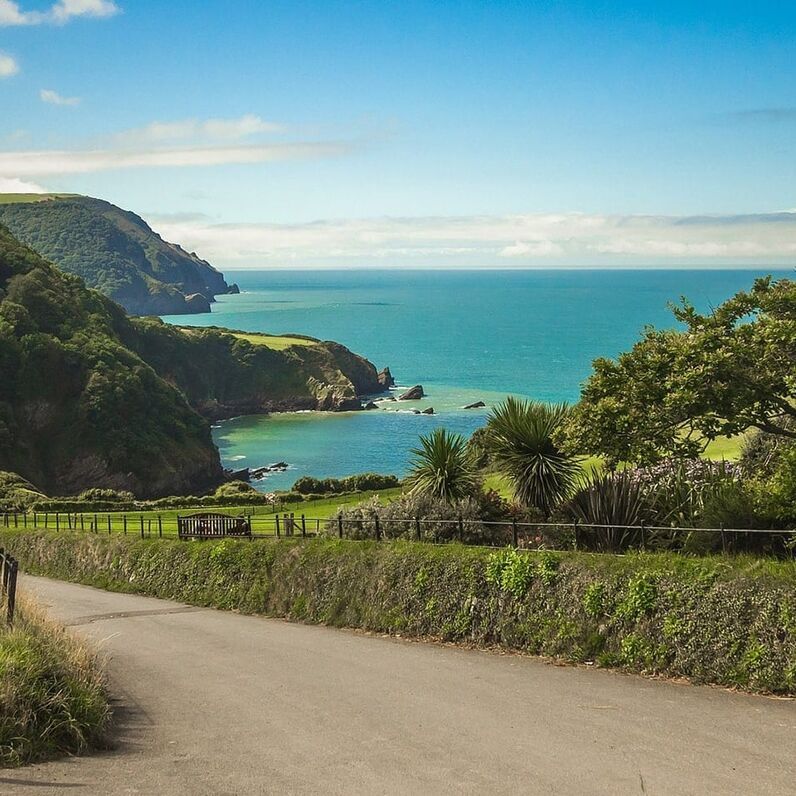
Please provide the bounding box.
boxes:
[0,224,383,498]
[0,195,235,316]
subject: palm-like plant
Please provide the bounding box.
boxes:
[485,397,579,515]
[406,428,479,503]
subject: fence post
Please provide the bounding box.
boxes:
[140,515,144,538]
[23,512,27,528]
[123,514,127,535]
[457,515,464,543]
[55,512,60,531]
[275,514,281,538]
[301,515,306,538]
[158,515,163,538]
[108,514,112,535]
[337,515,343,539]
[374,515,381,541]
[512,517,518,548]
[640,522,646,551]
[13,512,17,528]
[415,516,421,541]
[573,519,579,551]
[720,523,726,553]
[6,558,17,626]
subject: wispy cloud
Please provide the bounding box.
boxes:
[0,140,355,176]
[0,51,19,77]
[0,0,119,26]
[114,114,283,145]
[0,176,47,192]
[146,211,796,268]
[40,88,80,106]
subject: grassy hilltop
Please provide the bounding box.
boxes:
[0,195,232,315]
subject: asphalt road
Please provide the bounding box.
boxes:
[4,576,795,795]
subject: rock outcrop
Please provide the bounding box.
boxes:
[463,401,486,409]
[398,385,425,400]
[421,407,435,415]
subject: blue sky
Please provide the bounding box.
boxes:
[1,0,795,267]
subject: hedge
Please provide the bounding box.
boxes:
[2,529,794,695]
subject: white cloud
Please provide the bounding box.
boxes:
[0,140,354,176]
[114,114,283,145]
[0,51,19,77]
[500,240,564,257]
[40,88,80,106]
[0,0,119,25]
[145,211,796,268]
[50,0,119,24]
[0,176,47,192]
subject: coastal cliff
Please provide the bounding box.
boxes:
[0,195,235,316]
[0,224,383,498]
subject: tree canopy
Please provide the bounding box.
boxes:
[563,277,796,465]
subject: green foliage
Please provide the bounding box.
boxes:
[405,428,479,502]
[326,492,504,544]
[565,471,652,551]
[4,529,795,694]
[292,473,400,495]
[484,397,579,515]
[0,599,109,766]
[564,277,796,464]
[0,196,229,315]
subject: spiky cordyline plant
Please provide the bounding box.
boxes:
[406,428,479,503]
[566,471,652,551]
[485,397,579,516]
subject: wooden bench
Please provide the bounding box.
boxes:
[177,512,252,540]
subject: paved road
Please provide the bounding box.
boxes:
[4,577,794,795]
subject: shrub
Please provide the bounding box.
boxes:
[292,473,400,495]
[564,471,652,551]
[325,492,510,544]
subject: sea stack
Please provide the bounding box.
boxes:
[377,367,395,388]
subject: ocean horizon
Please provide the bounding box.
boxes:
[163,268,791,490]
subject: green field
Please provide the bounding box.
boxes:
[230,332,319,350]
[177,327,319,351]
[11,487,404,537]
[0,193,74,205]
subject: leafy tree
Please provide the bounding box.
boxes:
[406,428,479,502]
[563,277,796,465]
[485,397,578,515]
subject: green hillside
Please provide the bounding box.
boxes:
[0,225,383,497]
[0,195,235,315]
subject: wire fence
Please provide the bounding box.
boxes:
[2,510,794,556]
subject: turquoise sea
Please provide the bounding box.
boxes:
[162,269,788,491]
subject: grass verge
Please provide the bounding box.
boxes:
[2,529,794,695]
[0,596,110,767]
